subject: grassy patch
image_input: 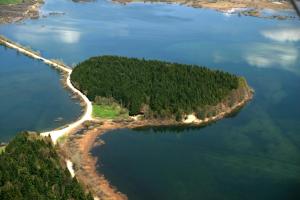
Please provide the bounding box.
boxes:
[0,146,6,154]
[57,134,68,144]
[92,104,128,119]
[0,0,22,5]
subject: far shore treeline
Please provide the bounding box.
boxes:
[71,56,246,119]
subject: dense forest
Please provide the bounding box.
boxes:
[0,132,93,200]
[71,56,242,118]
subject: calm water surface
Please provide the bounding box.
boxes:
[0,46,82,141]
[0,0,300,199]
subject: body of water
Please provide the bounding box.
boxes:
[0,0,299,199]
[0,46,82,141]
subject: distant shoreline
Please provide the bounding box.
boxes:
[113,0,295,19]
[0,0,296,25]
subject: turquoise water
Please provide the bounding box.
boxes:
[0,0,300,198]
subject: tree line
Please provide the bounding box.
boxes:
[0,132,93,200]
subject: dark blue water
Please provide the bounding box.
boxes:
[0,0,300,199]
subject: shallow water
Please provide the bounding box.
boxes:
[0,0,300,199]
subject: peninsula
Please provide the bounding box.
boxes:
[63,55,253,199]
[71,55,253,122]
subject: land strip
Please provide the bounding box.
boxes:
[0,35,93,144]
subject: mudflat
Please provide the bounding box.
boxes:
[0,0,43,24]
[114,0,293,18]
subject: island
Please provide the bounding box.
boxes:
[71,55,253,122]
[59,55,254,200]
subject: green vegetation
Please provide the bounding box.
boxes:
[92,96,129,119]
[0,0,22,5]
[0,146,5,154]
[71,56,245,119]
[56,134,68,144]
[240,9,260,17]
[93,105,120,119]
[0,132,93,200]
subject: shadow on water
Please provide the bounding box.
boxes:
[132,122,215,133]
